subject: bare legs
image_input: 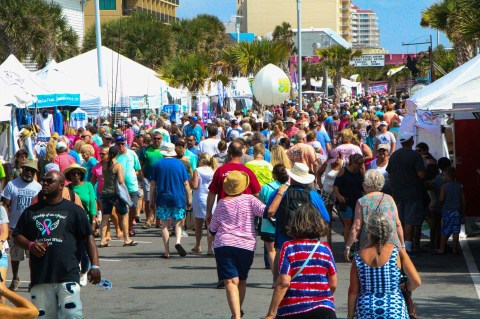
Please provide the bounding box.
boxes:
[161,219,183,257]
[265,241,275,278]
[342,218,353,243]
[225,277,246,319]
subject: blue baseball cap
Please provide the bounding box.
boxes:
[115,136,125,143]
[190,116,198,122]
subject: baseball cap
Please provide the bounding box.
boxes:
[103,133,113,140]
[190,116,198,122]
[132,116,138,121]
[45,163,60,173]
[379,121,388,126]
[343,111,350,115]
[284,117,296,124]
[230,118,238,125]
[399,131,414,143]
[377,144,390,151]
[115,136,126,143]
[56,142,67,150]
[311,141,322,150]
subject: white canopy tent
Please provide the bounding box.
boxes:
[399,54,480,159]
[56,46,169,111]
[35,60,106,116]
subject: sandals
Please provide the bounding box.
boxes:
[142,223,151,229]
[123,241,138,247]
[98,243,110,248]
[191,247,202,254]
[175,244,187,257]
[161,253,170,259]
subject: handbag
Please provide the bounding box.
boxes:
[116,181,133,207]
[400,270,418,318]
[292,240,321,280]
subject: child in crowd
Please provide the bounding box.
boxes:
[435,167,465,255]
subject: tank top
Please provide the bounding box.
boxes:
[443,181,462,211]
[323,164,340,194]
[102,162,118,194]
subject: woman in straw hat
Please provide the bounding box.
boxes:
[209,171,267,319]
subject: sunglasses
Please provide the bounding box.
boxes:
[116,142,125,145]
[100,153,108,156]
[40,177,57,184]
[81,135,90,139]
[23,167,37,173]
[153,137,162,141]
[71,170,82,176]
[187,139,195,142]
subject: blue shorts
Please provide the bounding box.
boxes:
[441,210,461,237]
[339,206,354,219]
[102,194,128,216]
[156,207,186,221]
[214,246,255,281]
[129,192,139,209]
[0,253,8,268]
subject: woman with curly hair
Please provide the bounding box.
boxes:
[80,144,97,182]
[347,213,421,319]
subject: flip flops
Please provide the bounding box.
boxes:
[123,241,138,247]
[175,244,187,257]
[98,243,110,248]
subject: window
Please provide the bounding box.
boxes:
[100,0,116,10]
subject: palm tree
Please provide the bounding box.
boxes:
[0,0,79,67]
[272,22,295,54]
[382,65,410,95]
[421,0,478,66]
[83,11,175,70]
[159,53,210,111]
[316,45,362,101]
[353,67,382,96]
[221,39,291,77]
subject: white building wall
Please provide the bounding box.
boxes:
[51,0,85,46]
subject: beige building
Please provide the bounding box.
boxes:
[350,3,380,49]
[237,0,352,42]
[84,0,179,32]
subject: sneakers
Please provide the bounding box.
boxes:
[79,273,88,286]
[181,230,189,238]
[9,278,20,291]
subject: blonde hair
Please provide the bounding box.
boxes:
[341,128,354,143]
[65,127,76,136]
[270,145,292,169]
[80,144,95,158]
[198,153,217,170]
[73,140,85,153]
[45,141,57,161]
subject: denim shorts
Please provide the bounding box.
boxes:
[214,246,255,281]
[156,206,186,221]
[338,206,354,219]
[102,194,128,216]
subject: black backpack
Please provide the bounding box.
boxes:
[276,187,312,236]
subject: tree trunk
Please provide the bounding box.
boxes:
[333,73,342,102]
[454,38,474,67]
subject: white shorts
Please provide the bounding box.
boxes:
[30,282,83,319]
[8,236,29,262]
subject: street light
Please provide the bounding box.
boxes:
[235,15,244,44]
[296,0,302,110]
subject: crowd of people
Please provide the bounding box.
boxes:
[0,93,466,318]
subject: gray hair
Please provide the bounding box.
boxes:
[366,213,392,255]
[363,169,385,192]
[241,123,251,132]
[295,130,306,141]
[57,136,69,144]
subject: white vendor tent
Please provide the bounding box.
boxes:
[56,46,169,110]
[399,54,480,159]
[35,60,106,116]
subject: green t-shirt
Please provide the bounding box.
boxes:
[139,146,164,180]
[0,164,5,180]
[245,160,273,187]
[69,182,97,220]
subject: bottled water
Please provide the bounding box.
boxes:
[96,278,112,290]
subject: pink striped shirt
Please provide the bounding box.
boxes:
[210,194,266,251]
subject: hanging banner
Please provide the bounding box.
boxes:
[129,96,146,110]
[368,84,388,95]
[351,55,385,67]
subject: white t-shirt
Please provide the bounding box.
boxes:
[192,166,215,218]
[1,178,42,228]
[374,131,396,147]
[0,206,9,252]
[197,138,220,156]
[69,108,88,129]
[35,113,54,138]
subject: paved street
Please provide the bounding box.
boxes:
[7,216,480,319]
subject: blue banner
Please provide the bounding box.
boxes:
[33,94,81,108]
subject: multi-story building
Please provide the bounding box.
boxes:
[84,0,179,32]
[52,0,86,44]
[350,3,380,49]
[237,0,352,42]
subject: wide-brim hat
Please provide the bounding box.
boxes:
[223,171,250,196]
[21,159,39,172]
[20,128,32,140]
[287,163,315,184]
[160,142,177,157]
[63,164,87,178]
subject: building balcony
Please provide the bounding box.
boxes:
[123,6,179,23]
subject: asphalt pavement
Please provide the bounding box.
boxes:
[7,215,480,319]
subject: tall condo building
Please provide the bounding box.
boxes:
[237,0,352,42]
[350,3,380,49]
[84,0,180,32]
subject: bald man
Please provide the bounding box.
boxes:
[13,171,100,318]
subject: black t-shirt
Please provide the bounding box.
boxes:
[386,148,426,201]
[334,168,364,209]
[13,199,92,287]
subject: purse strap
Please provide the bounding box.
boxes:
[372,193,385,214]
[292,240,321,280]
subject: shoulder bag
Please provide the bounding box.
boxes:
[113,163,133,207]
[292,240,321,280]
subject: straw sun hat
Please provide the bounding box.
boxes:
[223,171,250,196]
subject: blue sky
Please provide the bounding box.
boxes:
[177,0,450,53]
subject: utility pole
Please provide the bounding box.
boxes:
[402,37,434,83]
[296,0,302,110]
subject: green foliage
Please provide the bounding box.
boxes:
[0,0,79,67]
[83,11,175,70]
[221,39,291,77]
[160,53,210,93]
[272,22,295,54]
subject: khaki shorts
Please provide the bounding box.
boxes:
[8,236,29,262]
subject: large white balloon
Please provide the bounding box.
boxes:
[252,64,291,105]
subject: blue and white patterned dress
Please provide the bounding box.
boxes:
[354,247,408,319]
